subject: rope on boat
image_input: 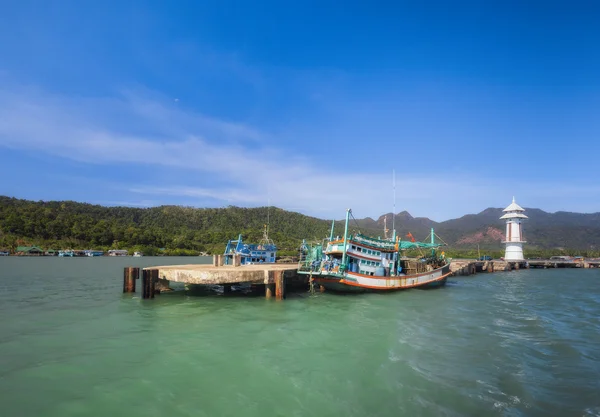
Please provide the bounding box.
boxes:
[349,211,362,235]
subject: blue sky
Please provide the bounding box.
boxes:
[1,0,599,221]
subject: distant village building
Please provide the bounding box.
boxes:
[107,249,129,256]
[500,197,527,261]
[15,246,44,256]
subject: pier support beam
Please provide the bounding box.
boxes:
[142,269,158,299]
[223,284,232,294]
[123,267,139,293]
[265,284,274,299]
[233,255,241,267]
[156,278,171,292]
[275,271,285,300]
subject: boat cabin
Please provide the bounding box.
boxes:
[224,234,277,265]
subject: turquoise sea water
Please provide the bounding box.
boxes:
[1,257,599,416]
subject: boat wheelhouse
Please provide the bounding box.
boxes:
[224,227,277,266]
[298,209,450,292]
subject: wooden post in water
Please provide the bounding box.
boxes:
[233,254,241,267]
[123,267,139,293]
[142,269,158,299]
[213,255,219,267]
[275,271,285,300]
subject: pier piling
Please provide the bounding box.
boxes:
[123,267,139,293]
[213,255,225,267]
[265,284,274,298]
[275,271,285,300]
[142,269,158,299]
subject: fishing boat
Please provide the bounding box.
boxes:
[298,209,450,292]
[58,250,75,257]
[133,252,144,257]
[224,225,277,265]
[85,250,104,257]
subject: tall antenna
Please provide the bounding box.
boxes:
[392,169,396,238]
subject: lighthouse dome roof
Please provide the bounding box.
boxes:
[502,197,525,212]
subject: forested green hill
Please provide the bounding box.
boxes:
[0,196,340,255]
[1,196,599,256]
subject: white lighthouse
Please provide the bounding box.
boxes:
[500,197,528,261]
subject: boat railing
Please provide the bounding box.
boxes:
[352,234,397,250]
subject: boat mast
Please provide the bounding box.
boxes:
[266,197,270,241]
[431,227,435,257]
[384,216,388,239]
[392,169,396,241]
[341,209,351,271]
[329,219,335,241]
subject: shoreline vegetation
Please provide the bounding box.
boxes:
[1,196,599,258]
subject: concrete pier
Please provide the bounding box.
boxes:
[449,258,600,276]
[142,263,301,299]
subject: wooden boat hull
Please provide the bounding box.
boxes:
[313,263,451,293]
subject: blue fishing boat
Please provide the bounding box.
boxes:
[224,225,277,265]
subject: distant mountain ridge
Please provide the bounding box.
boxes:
[0,196,598,251]
[355,208,600,250]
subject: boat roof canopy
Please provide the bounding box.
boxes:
[352,233,442,250]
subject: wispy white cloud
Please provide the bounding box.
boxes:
[0,82,597,220]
